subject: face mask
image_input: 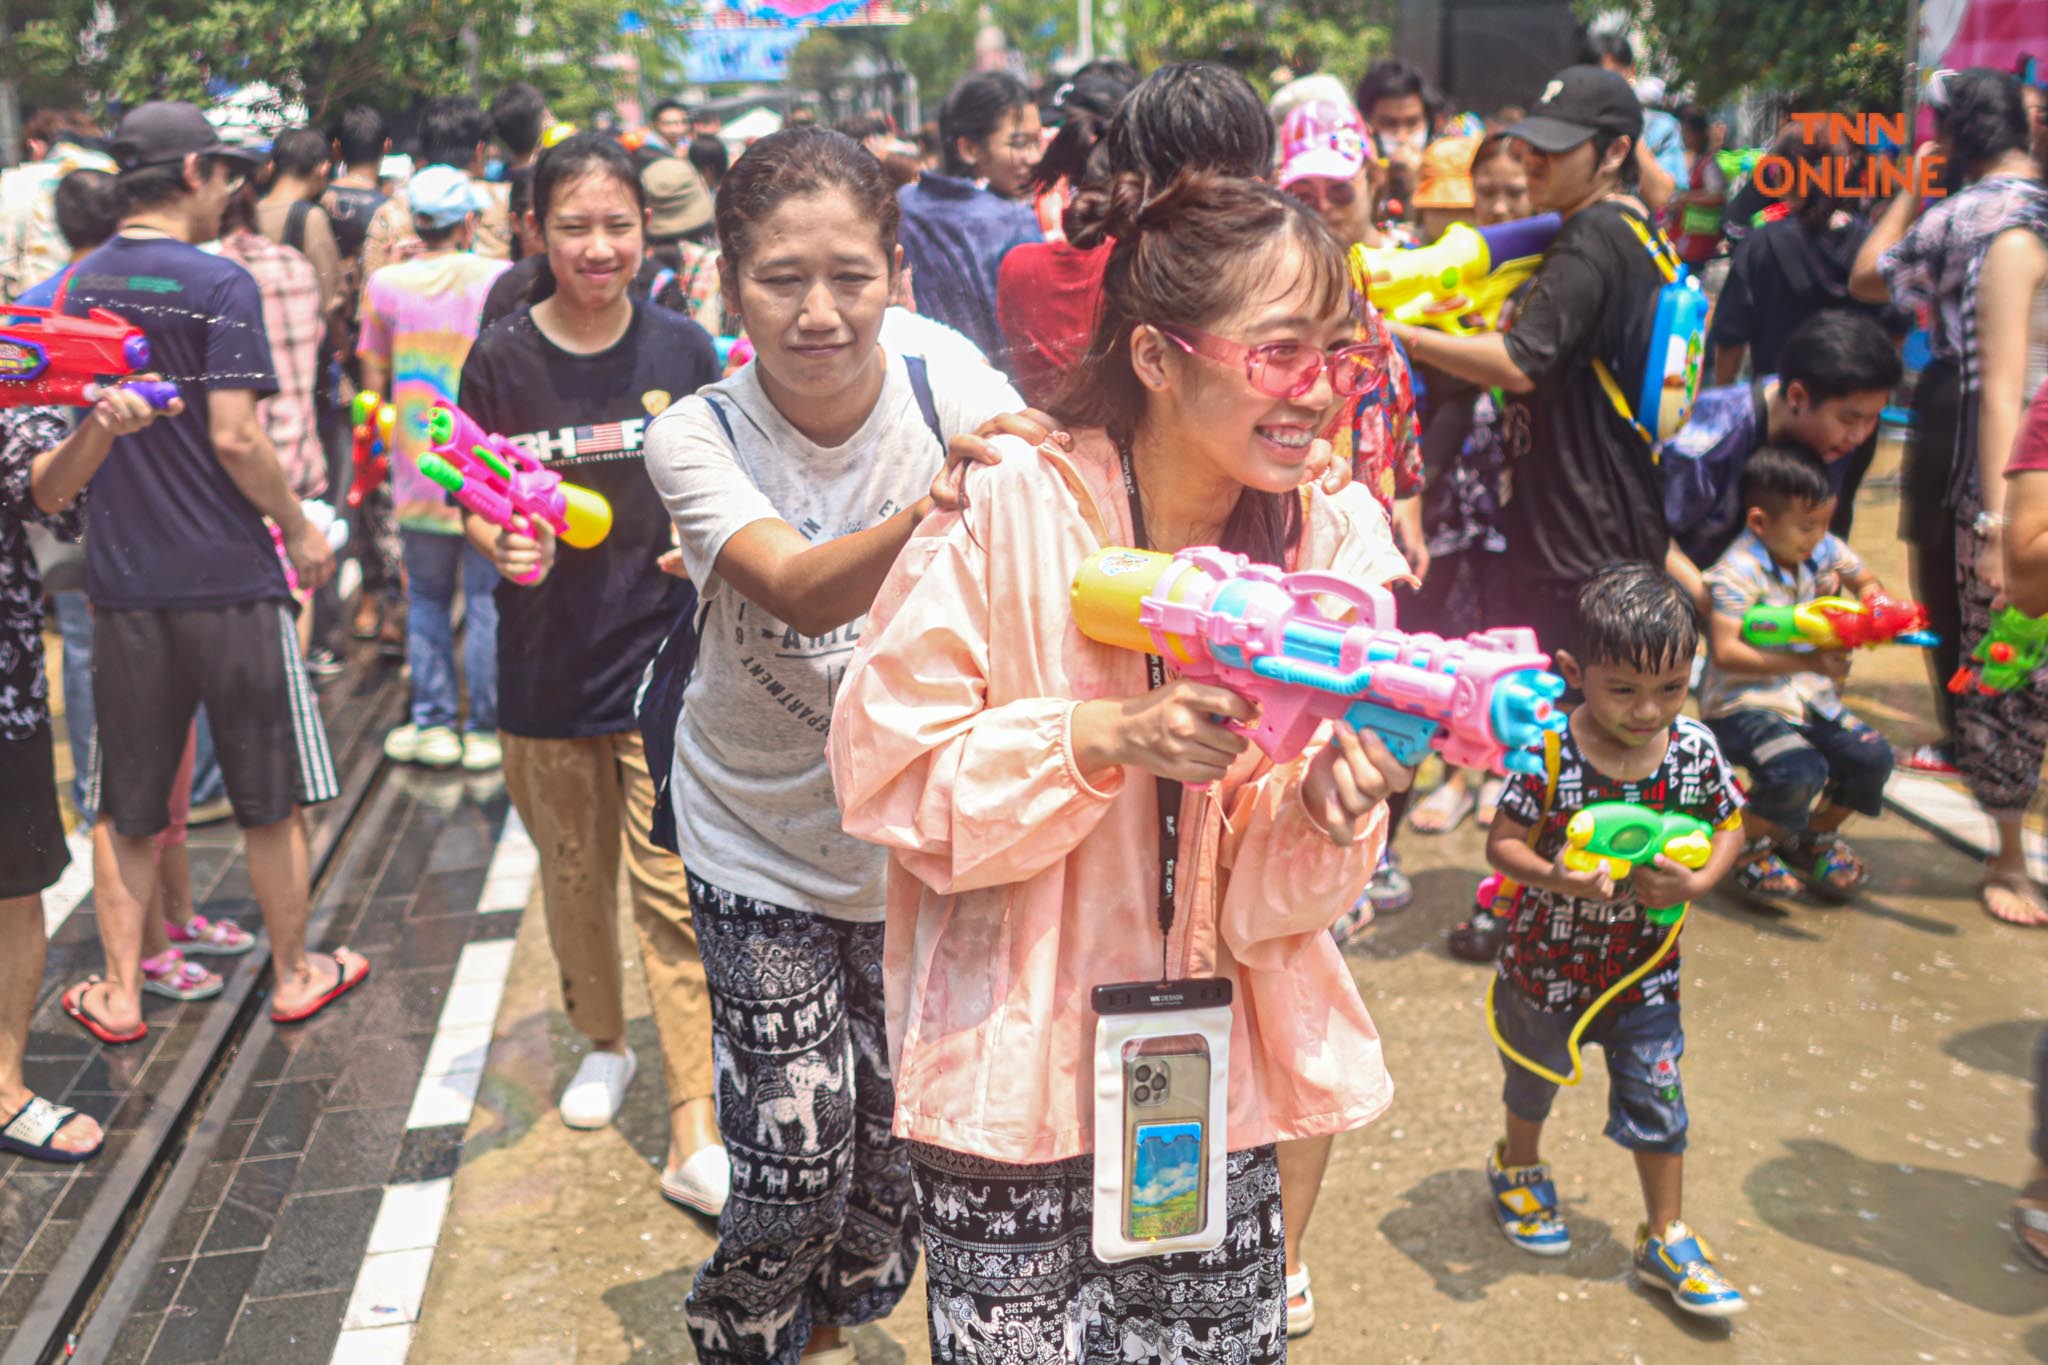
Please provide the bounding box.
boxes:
[484,158,506,182]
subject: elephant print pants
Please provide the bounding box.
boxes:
[683,876,919,1365]
[909,1142,1287,1365]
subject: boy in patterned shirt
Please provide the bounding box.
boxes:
[1482,563,1750,1317]
[1699,444,1896,901]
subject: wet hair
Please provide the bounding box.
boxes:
[419,95,490,169]
[1740,443,1835,519]
[714,125,898,268]
[1778,310,1903,402]
[939,71,1033,176]
[687,134,729,190]
[1579,30,1634,70]
[1354,59,1437,124]
[331,106,386,167]
[53,169,119,250]
[519,134,645,309]
[1938,67,2031,177]
[651,98,687,122]
[1571,562,1700,673]
[532,131,644,224]
[492,83,550,160]
[1030,65,1138,196]
[1056,170,1352,566]
[269,127,329,181]
[1100,63,1273,198]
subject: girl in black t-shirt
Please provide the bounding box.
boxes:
[459,135,728,1221]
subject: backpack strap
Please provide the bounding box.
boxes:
[284,199,311,254]
[1492,727,1564,905]
[903,353,944,451]
[1591,205,1684,452]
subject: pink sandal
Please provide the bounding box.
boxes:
[164,914,256,956]
[141,950,224,1002]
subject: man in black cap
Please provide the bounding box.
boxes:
[59,100,366,1045]
[1387,65,1672,654]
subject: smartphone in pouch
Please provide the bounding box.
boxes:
[1121,1034,1211,1242]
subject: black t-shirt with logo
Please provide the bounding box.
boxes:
[1498,200,1668,587]
[456,299,718,737]
[62,236,287,610]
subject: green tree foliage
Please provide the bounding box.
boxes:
[892,0,1390,105]
[1598,0,1909,109]
[3,0,636,124]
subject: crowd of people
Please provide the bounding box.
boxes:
[1,37,2046,1365]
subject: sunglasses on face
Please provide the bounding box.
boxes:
[1157,325,1385,400]
[1285,177,1358,210]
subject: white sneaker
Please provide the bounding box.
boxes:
[560,1048,636,1129]
[660,1144,732,1217]
[383,723,422,763]
[460,730,502,772]
[414,726,462,769]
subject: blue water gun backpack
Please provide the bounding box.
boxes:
[1592,207,1709,450]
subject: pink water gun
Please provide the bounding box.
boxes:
[417,399,613,585]
[1071,546,1567,776]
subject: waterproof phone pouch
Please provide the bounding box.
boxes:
[1090,978,1232,1263]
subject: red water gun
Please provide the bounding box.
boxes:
[347,391,394,509]
[0,305,179,409]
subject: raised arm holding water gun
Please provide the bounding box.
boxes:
[1697,446,1899,903]
[1480,565,1749,1319]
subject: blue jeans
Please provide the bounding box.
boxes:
[55,590,95,824]
[1495,983,1689,1154]
[401,529,498,731]
[1705,707,1894,835]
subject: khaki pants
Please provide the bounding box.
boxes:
[501,730,713,1106]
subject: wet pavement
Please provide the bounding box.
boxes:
[411,440,2048,1362]
[7,437,2046,1362]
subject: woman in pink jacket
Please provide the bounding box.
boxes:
[830,170,1412,1360]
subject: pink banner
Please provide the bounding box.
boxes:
[1922,0,2047,73]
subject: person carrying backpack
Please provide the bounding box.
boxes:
[1388,65,1683,655]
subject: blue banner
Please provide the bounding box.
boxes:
[682,27,804,83]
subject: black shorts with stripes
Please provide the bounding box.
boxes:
[91,602,338,838]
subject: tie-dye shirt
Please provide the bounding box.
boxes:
[357,252,511,532]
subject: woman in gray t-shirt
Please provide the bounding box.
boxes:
[642,126,1021,1365]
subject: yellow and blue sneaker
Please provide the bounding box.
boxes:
[1634,1220,1748,1317]
[1486,1140,1570,1255]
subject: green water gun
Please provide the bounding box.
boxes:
[1949,606,2048,695]
[1561,802,1714,925]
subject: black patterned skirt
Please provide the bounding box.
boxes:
[909,1141,1286,1364]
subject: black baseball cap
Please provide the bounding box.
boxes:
[108,101,264,171]
[1503,65,1643,153]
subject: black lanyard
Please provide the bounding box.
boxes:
[1117,441,1183,972]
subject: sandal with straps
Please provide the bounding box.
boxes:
[1731,839,1804,899]
[142,950,224,1002]
[1786,832,1867,902]
[0,1095,103,1163]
